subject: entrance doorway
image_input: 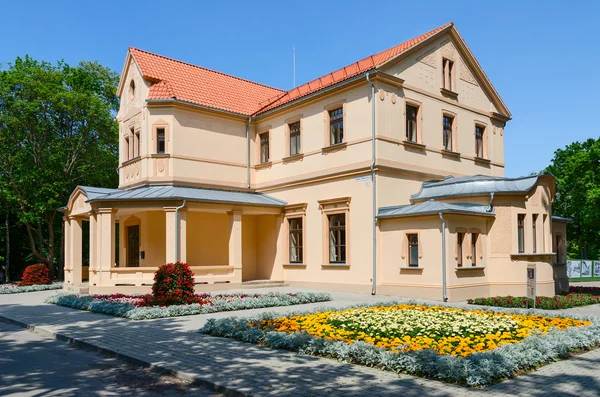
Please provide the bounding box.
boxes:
[127,225,140,267]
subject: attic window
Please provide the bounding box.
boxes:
[129,80,136,101]
[442,58,454,91]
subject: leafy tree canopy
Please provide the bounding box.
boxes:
[0,56,119,276]
[546,137,600,259]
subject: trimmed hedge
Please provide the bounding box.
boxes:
[45,291,332,320]
[468,294,600,310]
[0,282,63,294]
[199,301,600,387]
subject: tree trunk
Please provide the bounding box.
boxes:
[4,213,9,283]
[47,214,55,279]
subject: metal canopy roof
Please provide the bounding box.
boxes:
[84,185,286,207]
[411,174,543,201]
[552,215,574,223]
[378,200,494,219]
[78,186,122,201]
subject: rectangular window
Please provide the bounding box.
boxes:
[442,58,454,91]
[329,108,344,145]
[471,233,479,266]
[408,234,419,267]
[406,105,418,142]
[555,234,563,263]
[328,214,346,263]
[532,214,538,253]
[475,125,485,158]
[443,115,453,151]
[518,214,525,253]
[289,218,303,263]
[289,121,301,156]
[157,128,165,154]
[457,232,464,267]
[260,132,269,163]
[135,130,140,158]
[124,136,130,161]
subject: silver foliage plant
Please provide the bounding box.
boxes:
[0,282,63,294]
[199,300,600,387]
[44,292,332,320]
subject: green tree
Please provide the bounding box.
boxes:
[546,138,600,259]
[0,56,119,278]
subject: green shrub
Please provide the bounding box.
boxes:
[151,262,195,306]
[467,294,600,310]
[18,264,51,286]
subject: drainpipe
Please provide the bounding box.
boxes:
[175,200,187,263]
[246,117,252,189]
[439,212,448,302]
[487,192,495,212]
[366,71,377,295]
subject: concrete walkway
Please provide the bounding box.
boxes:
[1,288,600,396]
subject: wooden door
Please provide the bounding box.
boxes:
[127,225,140,267]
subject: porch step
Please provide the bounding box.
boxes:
[241,280,289,289]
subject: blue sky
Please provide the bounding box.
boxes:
[1,1,598,176]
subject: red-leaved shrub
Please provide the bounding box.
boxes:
[19,264,51,286]
[151,262,195,306]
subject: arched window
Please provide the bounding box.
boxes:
[129,80,136,100]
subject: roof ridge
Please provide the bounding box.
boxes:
[129,47,285,93]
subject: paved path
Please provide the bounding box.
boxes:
[0,321,222,397]
[1,289,600,396]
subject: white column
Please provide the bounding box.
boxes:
[69,217,83,286]
[164,207,176,263]
[179,209,187,263]
[228,210,243,283]
[98,208,116,286]
[88,212,97,284]
[64,217,72,284]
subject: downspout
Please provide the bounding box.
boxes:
[487,192,495,212]
[366,71,377,295]
[175,200,187,263]
[246,117,252,189]
[439,212,448,302]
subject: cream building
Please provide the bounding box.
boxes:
[61,22,569,301]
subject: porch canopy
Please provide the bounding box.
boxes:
[62,185,286,292]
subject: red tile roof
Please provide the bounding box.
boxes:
[129,48,285,115]
[129,23,452,116]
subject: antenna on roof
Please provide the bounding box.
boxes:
[293,46,296,88]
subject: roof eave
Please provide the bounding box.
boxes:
[253,71,374,118]
[377,209,494,219]
[87,195,286,208]
[146,98,251,119]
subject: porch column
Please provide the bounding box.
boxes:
[63,217,72,284]
[164,207,187,263]
[88,211,97,285]
[228,210,243,283]
[97,208,116,286]
[69,216,83,286]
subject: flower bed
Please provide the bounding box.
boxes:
[0,282,63,294]
[468,293,600,310]
[200,302,600,387]
[568,286,600,296]
[45,291,332,320]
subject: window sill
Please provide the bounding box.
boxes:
[455,266,486,271]
[283,263,307,267]
[150,153,170,159]
[402,140,426,150]
[474,157,491,165]
[321,142,347,154]
[511,252,556,258]
[400,266,423,271]
[441,149,461,158]
[122,156,142,166]
[440,88,459,99]
[322,263,350,268]
[255,161,272,170]
[282,153,304,163]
